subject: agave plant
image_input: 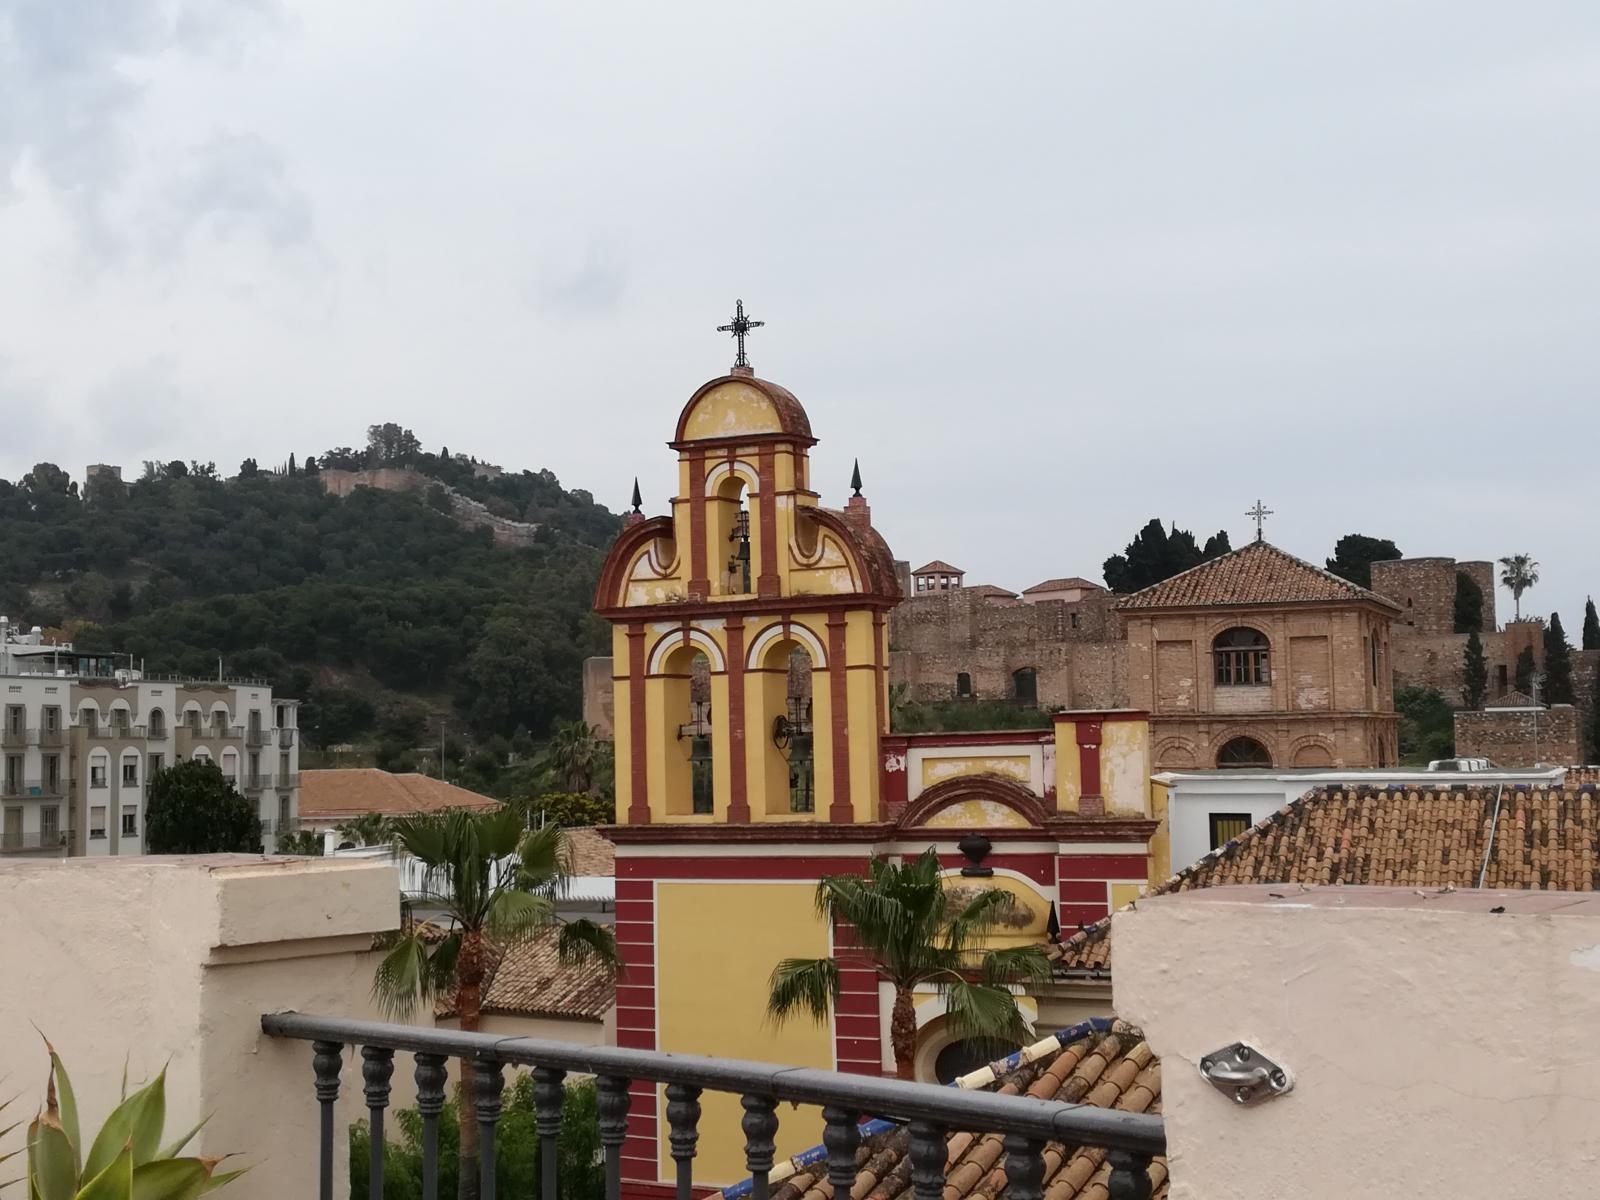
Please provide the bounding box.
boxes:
[0,1040,243,1199]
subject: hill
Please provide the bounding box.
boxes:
[0,427,620,781]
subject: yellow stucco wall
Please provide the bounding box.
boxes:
[1148,781,1172,884]
[919,754,1032,790]
[655,882,833,1182]
[1101,719,1151,816]
[682,381,783,440]
[1055,725,1084,812]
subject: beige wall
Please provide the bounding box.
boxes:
[1116,884,1600,1199]
[0,856,397,1200]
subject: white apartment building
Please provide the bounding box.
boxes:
[0,619,301,857]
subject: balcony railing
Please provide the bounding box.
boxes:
[279,772,301,788]
[39,727,65,748]
[0,726,29,747]
[0,829,71,854]
[3,778,68,798]
[279,728,296,749]
[244,773,273,793]
[246,727,268,747]
[262,1013,1166,1200]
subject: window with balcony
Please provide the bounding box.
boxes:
[43,706,60,733]
[148,753,164,776]
[121,809,138,837]
[1213,627,1271,686]
[4,705,23,737]
[278,795,291,827]
[122,760,138,787]
[44,755,60,793]
[40,806,59,842]
[148,709,166,738]
[90,806,107,839]
[90,763,107,789]
[5,755,22,794]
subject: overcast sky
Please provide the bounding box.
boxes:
[2,2,1596,624]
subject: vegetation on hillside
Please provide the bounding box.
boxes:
[0,426,621,789]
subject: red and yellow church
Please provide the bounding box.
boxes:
[595,321,1164,1192]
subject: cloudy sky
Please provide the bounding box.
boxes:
[2,2,1597,623]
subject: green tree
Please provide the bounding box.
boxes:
[1498,553,1539,621]
[525,791,614,828]
[1453,572,1484,633]
[287,453,297,476]
[1584,597,1599,651]
[145,760,262,853]
[1394,685,1455,764]
[535,720,605,793]
[1515,646,1537,696]
[239,458,259,478]
[371,811,617,1200]
[1102,519,1216,593]
[275,829,324,855]
[1462,630,1488,711]
[766,848,1052,1081]
[1325,534,1401,590]
[1201,530,1231,559]
[1544,613,1574,704]
[335,812,394,847]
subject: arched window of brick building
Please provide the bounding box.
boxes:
[1217,736,1272,768]
[1012,667,1037,705]
[1213,627,1270,686]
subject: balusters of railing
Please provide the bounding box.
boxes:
[596,1075,632,1200]
[740,1094,779,1200]
[665,1081,702,1200]
[414,1053,449,1200]
[532,1066,566,1200]
[473,1059,506,1200]
[1107,1149,1155,1200]
[1003,1133,1046,1200]
[310,1041,343,1200]
[361,1046,395,1200]
[821,1106,861,1200]
[908,1119,948,1200]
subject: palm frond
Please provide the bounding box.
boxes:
[942,978,1034,1048]
[485,889,555,948]
[766,958,840,1027]
[944,888,1014,956]
[978,944,1054,991]
[557,919,619,971]
[517,823,573,894]
[371,930,438,1020]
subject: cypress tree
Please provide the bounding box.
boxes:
[1515,646,1537,697]
[1584,596,1600,651]
[1462,630,1488,710]
[1544,613,1575,704]
[1589,669,1600,763]
[1453,572,1484,633]
[288,452,297,476]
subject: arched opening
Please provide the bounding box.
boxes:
[1291,742,1334,768]
[147,708,166,739]
[710,473,754,596]
[933,1037,1018,1085]
[752,628,828,818]
[78,704,99,736]
[1216,736,1272,768]
[1213,627,1270,686]
[1011,667,1037,705]
[652,644,716,817]
[955,672,972,699]
[182,704,202,734]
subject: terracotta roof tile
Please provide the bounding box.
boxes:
[766,1025,1166,1200]
[967,584,1019,600]
[435,925,615,1022]
[912,560,964,576]
[1486,690,1540,708]
[1115,541,1400,611]
[1022,576,1101,594]
[299,769,501,820]
[1050,783,1600,976]
[563,826,615,876]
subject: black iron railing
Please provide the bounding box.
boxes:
[261,1013,1165,1200]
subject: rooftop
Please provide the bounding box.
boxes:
[1051,782,1600,976]
[1022,576,1101,594]
[299,768,501,820]
[434,924,615,1022]
[1116,540,1401,611]
[912,559,964,576]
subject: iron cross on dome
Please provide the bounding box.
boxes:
[717,299,764,369]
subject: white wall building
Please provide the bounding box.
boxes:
[1156,764,1568,875]
[0,620,301,857]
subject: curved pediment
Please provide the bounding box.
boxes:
[896,774,1052,833]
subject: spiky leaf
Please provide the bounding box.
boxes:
[130,1158,215,1200]
[83,1070,164,1181]
[74,1142,132,1200]
[155,1117,208,1164]
[25,1115,74,1200]
[41,1043,80,1174]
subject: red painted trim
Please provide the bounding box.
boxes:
[616,879,654,901]
[1075,719,1104,800]
[1058,879,1112,904]
[1057,854,1150,881]
[725,618,750,822]
[688,449,708,599]
[605,816,1161,847]
[626,624,650,825]
[885,729,1054,748]
[1059,903,1110,928]
[933,851,1056,885]
[827,613,852,822]
[596,591,899,624]
[757,445,780,598]
[614,898,654,924]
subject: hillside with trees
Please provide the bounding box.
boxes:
[0,425,620,791]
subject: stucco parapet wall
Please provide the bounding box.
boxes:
[0,854,399,951]
[1115,883,1600,1200]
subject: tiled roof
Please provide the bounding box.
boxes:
[1022,576,1101,594]
[564,826,615,876]
[1050,784,1600,976]
[435,925,615,1022]
[1486,690,1540,709]
[967,584,1019,600]
[768,1024,1165,1200]
[1116,541,1401,611]
[299,769,501,820]
[912,560,964,576]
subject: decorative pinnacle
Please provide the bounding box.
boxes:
[717,299,764,370]
[630,478,642,514]
[850,459,863,498]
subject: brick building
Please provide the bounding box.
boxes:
[1119,541,1400,770]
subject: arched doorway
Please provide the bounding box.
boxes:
[1216,736,1272,768]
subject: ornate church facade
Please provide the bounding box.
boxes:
[593,332,1163,1194]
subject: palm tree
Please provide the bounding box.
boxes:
[767,848,1052,1081]
[334,811,392,847]
[536,719,604,793]
[372,807,617,1199]
[1498,554,1540,621]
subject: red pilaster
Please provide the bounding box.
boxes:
[827,613,853,822]
[724,617,749,823]
[832,918,884,1076]
[627,623,650,824]
[1076,719,1103,815]
[756,445,780,599]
